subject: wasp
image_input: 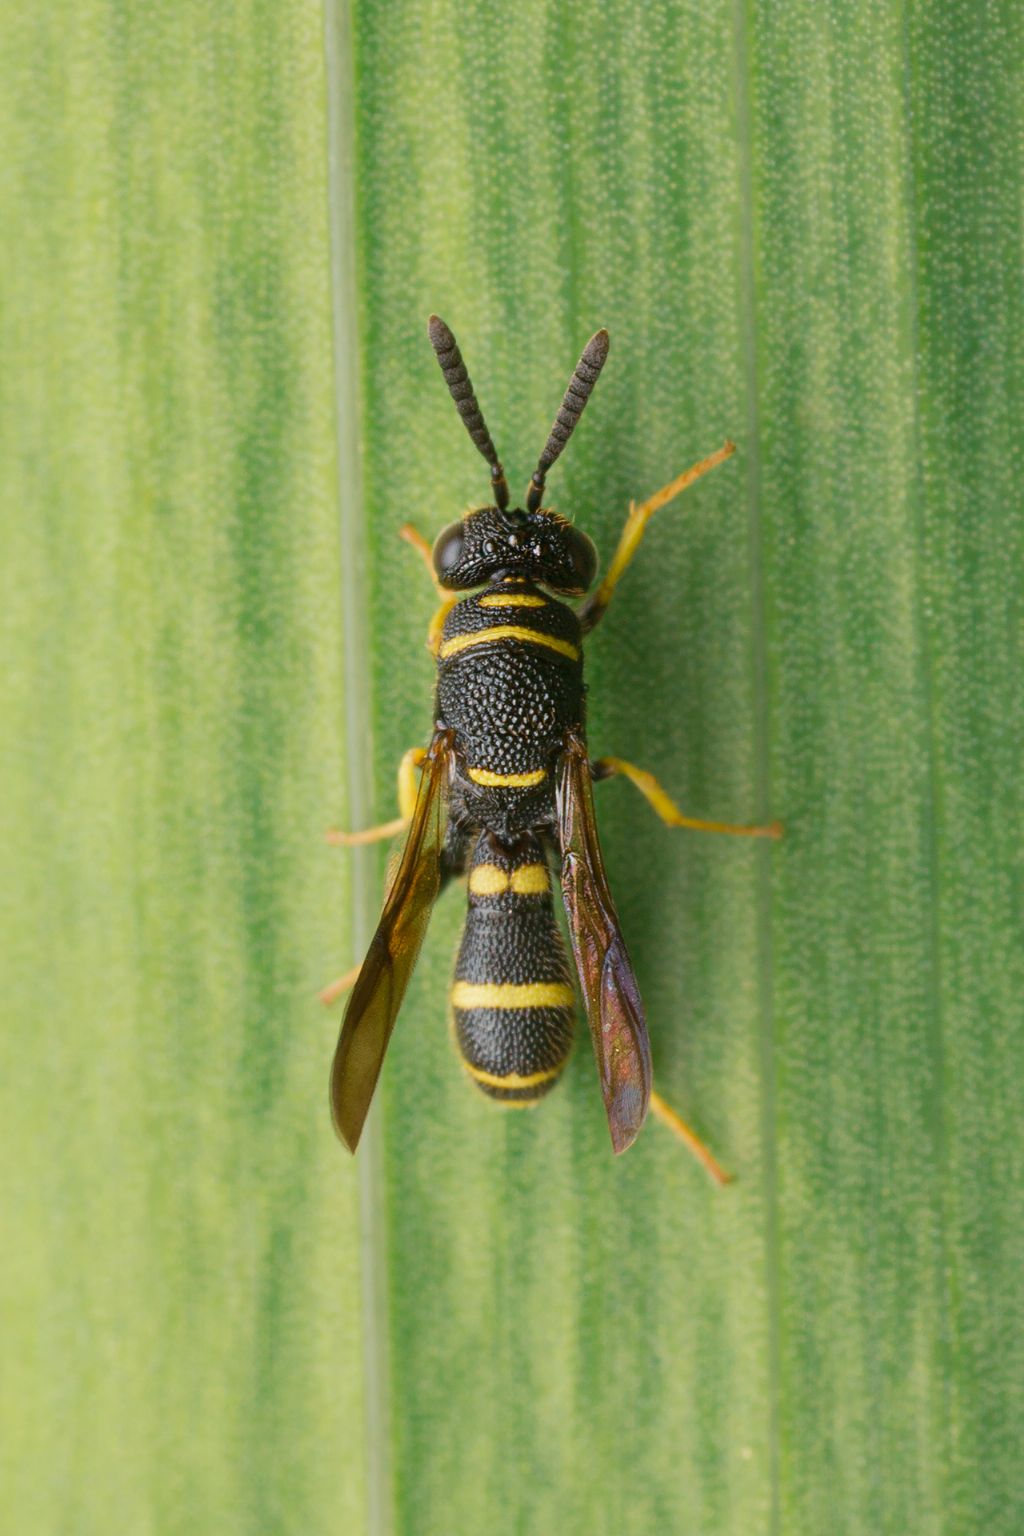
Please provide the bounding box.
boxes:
[325,317,780,1174]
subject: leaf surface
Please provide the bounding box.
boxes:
[3,3,1021,1534]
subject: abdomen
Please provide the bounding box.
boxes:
[451,830,575,1105]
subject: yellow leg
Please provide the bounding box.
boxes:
[321,743,428,1003]
[325,817,407,848]
[325,746,427,846]
[592,756,782,839]
[426,598,458,657]
[396,746,427,820]
[400,522,458,654]
[578,441,736,632]
[319,962,362,1007]
[649,1088,733,1185]
[399,522,445,594]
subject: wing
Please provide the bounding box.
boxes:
[556,731,652,1154]
[330,730,453,1151]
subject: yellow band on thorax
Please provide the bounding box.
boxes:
[467,765,547,788]
[439,625,579,662]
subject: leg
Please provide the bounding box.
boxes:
[321,744,427,1004]
[592,756,782,839]
[319,962,362,1007]
[593,751,768,1178]
[399,522,443,592]
[649,1087,733,1185]
[578,441,736,633]
[325,817,407,848]
[325,746,427,847]
[400,522,457,654]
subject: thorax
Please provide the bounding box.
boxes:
[437,582,582,663]
[435,581,585,838]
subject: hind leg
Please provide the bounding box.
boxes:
[648,1090,732,1185]
[588,756,778,1182]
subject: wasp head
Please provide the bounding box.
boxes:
[426,317,608,596]
[432,505,597,594]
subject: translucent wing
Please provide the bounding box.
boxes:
[556,731,652,1153]
[330,731,452,1152]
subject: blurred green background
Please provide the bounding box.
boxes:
[2,2,1021,1533]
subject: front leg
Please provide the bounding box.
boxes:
[577,441,736,634]
[399,523,458,654]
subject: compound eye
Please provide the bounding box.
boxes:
[565,527,598,591]
[432,520,466,581]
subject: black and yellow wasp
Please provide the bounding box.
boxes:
[325,317,779,1173]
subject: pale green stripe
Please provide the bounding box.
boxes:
[751,3,1024,1534]
[0,4,365,1532]
[324,0,395,1531]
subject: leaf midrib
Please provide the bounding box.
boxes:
[324,1,393,1531]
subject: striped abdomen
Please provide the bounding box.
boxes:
[452,831,575,1105]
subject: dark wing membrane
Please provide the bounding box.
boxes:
[556,732,652,1154]
[330,731,452,1151]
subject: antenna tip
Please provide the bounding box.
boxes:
[586,328,610,364]
[428,314,455,352]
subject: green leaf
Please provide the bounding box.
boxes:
[3,2,1021,1534]
[1,4,365,1532]
[347,3,1023,1533]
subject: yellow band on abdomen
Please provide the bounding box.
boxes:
[467,862,550,895]
[451,981,575,1010]
[461,1060,564,1090]
[467,766,547,788]
[439,625,579,662]
[511,864,550,894]
[468,863,510,895]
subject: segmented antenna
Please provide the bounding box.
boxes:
[526,329,609,511]
[428,315,510,510]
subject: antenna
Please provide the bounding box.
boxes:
[526,329,609,512]
[428,316,510,510]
